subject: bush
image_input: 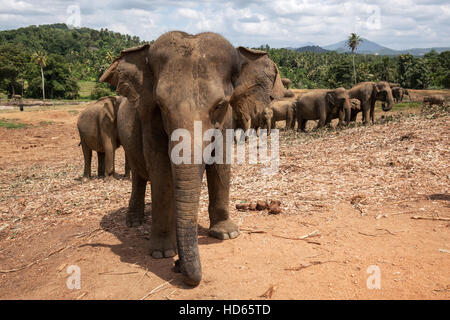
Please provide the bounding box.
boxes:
[90,82,115,100]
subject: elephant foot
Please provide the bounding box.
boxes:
[208,219,240,240]
[149,234,177,259]
[81,176,90,183]
[126,211,144,227]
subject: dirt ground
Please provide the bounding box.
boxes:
[0,98,449,300]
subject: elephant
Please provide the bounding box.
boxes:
[349,98,361,113]
[348,81,394,124]
[281,78,291,89]
[99,31,283,286]
[423,95,445,107]
[228,47,288,134]
[263,99,296,135]
[296,87,351,132]
[391,87,409,103]
[77,96,130,179]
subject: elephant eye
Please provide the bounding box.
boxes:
[211,99,228,113]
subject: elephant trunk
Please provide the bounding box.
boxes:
[344,98,351,124]
[172,163,204,286]
[382,93,394,112]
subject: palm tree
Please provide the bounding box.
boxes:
[347,33,363,85]
[32,51,47,100]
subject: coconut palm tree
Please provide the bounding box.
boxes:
[32,51,47,100]
[347,33,363,85]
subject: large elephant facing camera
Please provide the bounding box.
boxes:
[348,81,394,124]
[100,32,285,286]
[296,87,351,132]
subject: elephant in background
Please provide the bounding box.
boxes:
[391,86,409,103]
[423,95,445,107]
[263,99,296,135]
[229,47,288,133]
[296,87,351,132]
[77,96,130,179]
[100,32,285,286]
[348,81,394,124]
[281,78,291,89]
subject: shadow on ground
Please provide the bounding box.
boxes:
[82,205,222,289]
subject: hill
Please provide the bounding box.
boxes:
[0,23,146,81]
[294,46,329,53]
[323,38,450,56]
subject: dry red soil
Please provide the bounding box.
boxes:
[0,101,449,300]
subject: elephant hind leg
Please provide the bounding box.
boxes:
[127,172,146,228]
[81,142,92,178]
[97,152,105,177]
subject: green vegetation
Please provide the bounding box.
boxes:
[260,46,450,89]
[392,102,422,110]
[0,119,28,129]
[0,24,145,99]
[77,80,97,99]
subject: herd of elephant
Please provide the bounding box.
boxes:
[260,81,408,134]
[75,31,421,286]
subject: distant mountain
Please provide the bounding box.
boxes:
[323,38,397,55]
[323,38,450,56]
[294,45,329,53]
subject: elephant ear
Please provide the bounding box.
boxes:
[326,91,337,107]
[271,65,287,100]
[100,44,152,105]
[235,47,285,100]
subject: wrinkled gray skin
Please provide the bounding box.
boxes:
[77,96,130,179]
[263,99,296,135]
[100,32,282,286]
[423,95,445,107]
[348,81,394,124]
[296,88,351,132]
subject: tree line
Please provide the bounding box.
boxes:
[0,24,144,99]
[261,44,450,90]
[1,24,449,100]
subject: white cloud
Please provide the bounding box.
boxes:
[0,0,449,49]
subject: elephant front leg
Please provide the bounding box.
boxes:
[81,142,92,179]
[370,100,376,124]
[206,163,239,240]
[146,132,177,259]
[103,139,116,179]
[126,172,146,227]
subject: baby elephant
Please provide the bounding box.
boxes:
[263,99,296,135]
[77,96,129,179]
[423,95,445,107]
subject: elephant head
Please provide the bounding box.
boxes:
[326,87,351,125]
[228,47,286,132]
[373,81,394,112]
[100,32,282,285]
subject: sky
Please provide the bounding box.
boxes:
[0,0,449,50]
